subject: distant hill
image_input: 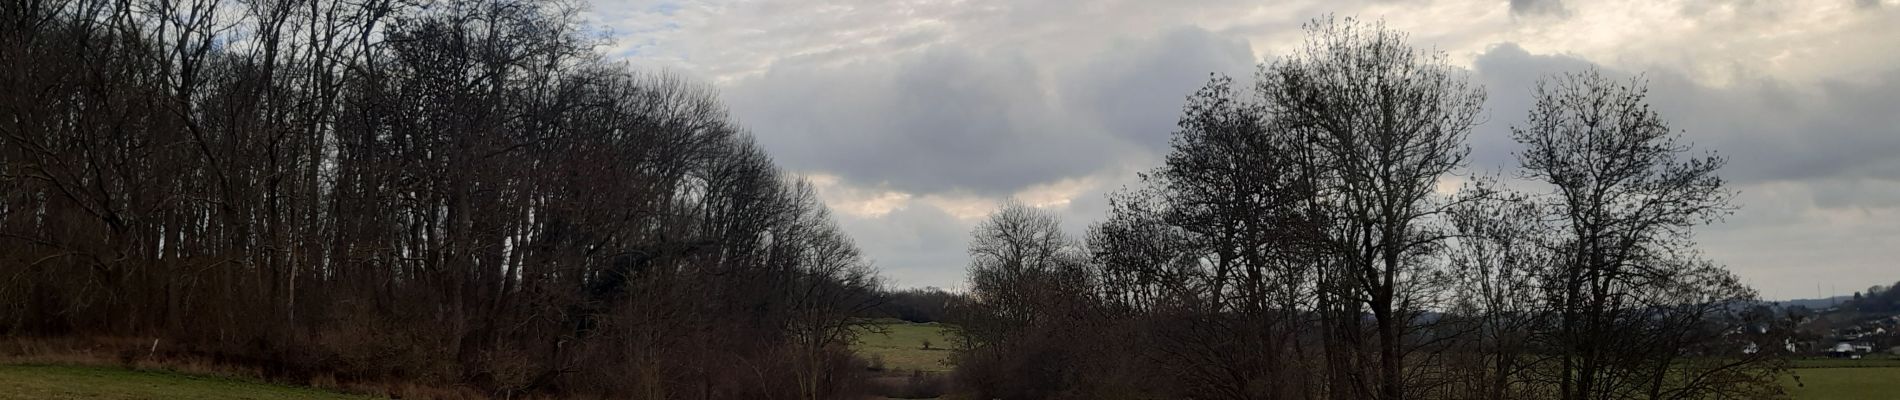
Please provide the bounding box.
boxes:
[1776,295,1854,310]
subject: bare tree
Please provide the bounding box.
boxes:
[950,201,1112,399]
[1441,181,1554,400]
[1512,69,1779,400]
[1259,16,1486,400]
[958,201,1090,344]
[939,18,1778,400]
[0,0,885,397]
[1086,74,1323,399]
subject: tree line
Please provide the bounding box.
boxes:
[1844,282,1900,314]
[949,18,1791,400]
[0,0,882,398]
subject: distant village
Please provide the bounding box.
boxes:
[1782,283,1900,359]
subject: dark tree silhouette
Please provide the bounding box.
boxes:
[948,201,1111,399]
[947,17,1786,400]
[1260,17,1486,400]
[0,0,883,398]
[1513,70,1781,400]
[1088,73,1323,399]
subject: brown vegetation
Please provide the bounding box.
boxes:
[0,0,881,398]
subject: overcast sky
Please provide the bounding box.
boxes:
[589,0,1900,300]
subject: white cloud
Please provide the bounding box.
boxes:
[1014,176,1098,209]
[803,173,915,218]
[917,193,998,221]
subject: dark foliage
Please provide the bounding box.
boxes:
[870,288,958,323]
[1845,283,1900,313]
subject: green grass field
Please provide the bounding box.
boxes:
[0,364,374,400]
[1786,367,1900,400]
[1785,357,1900,400]
[856,321,957,373]
[1791,357,1900,369]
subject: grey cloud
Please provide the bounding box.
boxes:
[726,27,1255,196]
[1468,42,1900,299]
[726,45,1104,195]
[721,26,1260,289]
[1062,28,1259,152]
[1642,69,1900,186]
[1509,0,1568,18]
[832,200,978,289]
[610,0,1900,297]
[1807,179,1900,210]
[757,34,1900,293]
[1470,43,1599,171]
[1471,43,1900,188]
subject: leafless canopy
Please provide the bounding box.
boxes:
[0,0,882,398]
[949,17,1787,400]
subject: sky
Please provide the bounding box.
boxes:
[587,0,1900,301]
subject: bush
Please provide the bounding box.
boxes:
[866,371,949,399]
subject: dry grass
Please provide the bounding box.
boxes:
[0,364,372,400]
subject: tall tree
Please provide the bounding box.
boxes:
[1088,74,1322,399]
[951,201,1104,399]
[960,201,1090,344]
[1260,16,1486,400]
[1513,69,1777,399]
[1442,182,1553,400]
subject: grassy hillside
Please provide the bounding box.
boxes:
[0,364,374,400]
[856,321,957,373]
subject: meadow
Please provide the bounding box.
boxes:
[4,344,1895,399]
[1785,357,1900,400]
[855,320,957,373]
[0,364,371,400]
